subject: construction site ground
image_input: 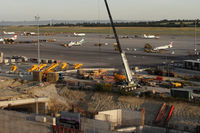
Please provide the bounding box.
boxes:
[0,75,199,131]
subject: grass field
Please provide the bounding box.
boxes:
[1,26,200,36]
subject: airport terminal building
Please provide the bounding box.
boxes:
[184,59,200,70]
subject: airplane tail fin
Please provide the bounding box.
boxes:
[80,38,85,44]
[170,41,173,47]
[12,34,18,40]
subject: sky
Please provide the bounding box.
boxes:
[0,0,200,21]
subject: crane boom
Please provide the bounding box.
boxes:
[104,0,134,85]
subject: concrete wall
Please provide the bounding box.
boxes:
[0,110,51,133]
[81,118,118,133]
[95,109,122,126]
[137,126,166,133]
[95,109,143,128]
[122,110,142,126]
[136,126,192,133]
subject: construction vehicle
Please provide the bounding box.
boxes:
[144,43,153,53]
[62,44,68,47]
[77,70,95,80]
[77,69,107,80]
[43,63,59,74]
[114,72,126,84]
[33,63,64,82]
[35,64,47,71]
[74,64,83,69]
[172,82,183,88]
[104,0,137,90]
[28,64,38,72]
[61,62,68,70]
[10,65,17,72]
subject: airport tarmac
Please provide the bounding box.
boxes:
[0,33,199,69]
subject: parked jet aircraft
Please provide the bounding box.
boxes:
[74,32,86,37]
[144,42,173,53]
[153,42,173,51]
[0,34,18,42]
[24,32,36,36]
[3,31,16,35]
[144,34,159,39]
[67,38,85,47]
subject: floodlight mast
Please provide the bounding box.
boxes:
[35,15,40,65]
[104,0,135,86]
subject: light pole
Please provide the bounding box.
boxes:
[194,19,197,55]
[35,15,40,65]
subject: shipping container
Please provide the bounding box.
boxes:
[171,89,193,100]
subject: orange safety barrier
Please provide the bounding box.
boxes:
[164,105,175,125]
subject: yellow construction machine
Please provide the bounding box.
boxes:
[61,62,68,70]
[43,63,59,74]
[35,64,47,71]
[114,72,126,84]
[10,65,17,72]
[74,64,83,69]
[28,64,38,72]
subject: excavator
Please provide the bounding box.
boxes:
[104,0,137,90]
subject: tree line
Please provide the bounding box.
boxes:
[45,19,200,27]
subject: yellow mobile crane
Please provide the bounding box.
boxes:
[10,65,17,72]
[104,0,137,89]
[40,63,59,82]
[74,64,83,69]
[28,64,38,72]
[35,64,47,71]
[42,63,59,74]
[61,62,68,70]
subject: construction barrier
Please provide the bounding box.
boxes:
[165,105,174,125]
[52,125,84,133]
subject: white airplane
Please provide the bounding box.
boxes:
[74,32,86,37]
[3,31,16,35]
[144,34,159,39]
[24,32,36,35]
[153,42,173,51]
[0,34,18,42]
[68,38,85,47]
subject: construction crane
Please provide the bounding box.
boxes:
[74,64,83,69]
[10,65,17,72]
[104,0,136,88]
[35,64,47,71]
[42,63,59,74]
[61,62,68,70]
[28,64,38,72]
